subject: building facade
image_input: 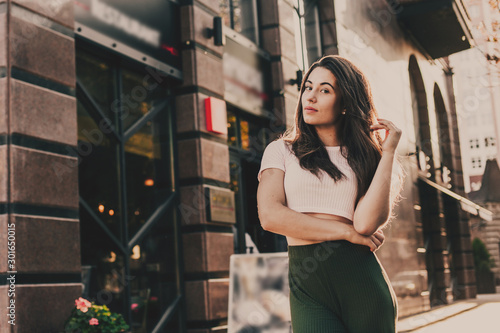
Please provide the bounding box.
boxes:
[449,0,500,193]
[0,0,489,332]
[468,159,500,289]
[330,0,483,318]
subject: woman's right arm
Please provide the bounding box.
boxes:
[257,168,383,251]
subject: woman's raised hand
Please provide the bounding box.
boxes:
[345,224,385,252]
[370,118,402,154]
[371,229,385,251]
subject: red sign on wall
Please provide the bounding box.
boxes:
[205,97,228,135]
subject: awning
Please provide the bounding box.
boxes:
[418,175,493,222]
[393,0,474,59]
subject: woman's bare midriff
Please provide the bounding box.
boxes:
[287,212,353,246]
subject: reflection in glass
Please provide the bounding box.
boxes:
[78,100,122,238]
[80,208,127,316]
[240,119,249,150]
[219,0,231,27]
[240,116,266,151]
[125,111,172,238]
[228,107,270,152]
[227,110,238,147]
[121,68,169,130]
[129,208,179,332]
[232,0,257,42]
[219,0,257,43]
[76,51,116,125]
[303,1,322,66]
[77,46,180,330]
[230,161,240,194]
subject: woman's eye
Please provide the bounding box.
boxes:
[321,89,329,93]
[305,86,312,90]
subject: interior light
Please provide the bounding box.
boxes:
[106,251,116,263]
[98,204,105,213]
[109,209,115,216]
[144,179,154,186]
[131,245,141,260]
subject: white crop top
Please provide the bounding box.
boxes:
[257,139,358,221]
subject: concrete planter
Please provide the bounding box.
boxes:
[476,270,496,294]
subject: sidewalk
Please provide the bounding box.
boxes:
[397,293,500,332]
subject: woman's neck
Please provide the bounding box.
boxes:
[315,125,341,147]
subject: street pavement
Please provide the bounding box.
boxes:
[398,293,500,332]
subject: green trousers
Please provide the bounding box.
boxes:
[288,240,398,333]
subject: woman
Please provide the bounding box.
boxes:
[256,55,404,332]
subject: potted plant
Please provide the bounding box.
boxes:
[472,238,496,294]
[64,297,129,333]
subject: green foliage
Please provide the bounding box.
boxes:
[472,238,495,273]
[64,297,129,333]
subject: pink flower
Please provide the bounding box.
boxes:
[89,318,99,326]
[75,297,92,313]
[131,303,139,310]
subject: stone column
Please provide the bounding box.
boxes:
[0,0,81,332]
[259,0,298,131]
[480,202,500,286]
[469,204,500,293]
[417,180,450,305]
[178,1,233,332]
[445,66,477,299]
[318,0,338,55]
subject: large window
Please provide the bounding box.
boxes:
[227,106,287,253]
[76,44,183,332]
[295,0,323,70]
[227,108,269,152]
[220,0,260,44]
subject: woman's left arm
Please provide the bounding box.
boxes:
[352,118,402,236]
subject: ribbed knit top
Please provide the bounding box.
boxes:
[257,139,358,221]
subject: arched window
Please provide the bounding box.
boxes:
[76,42,183,331]
[294,0,323,70]
[409,55,435,179]
[220,0,260,44]
[434,83,453,187]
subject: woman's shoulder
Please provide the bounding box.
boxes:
[265,138,293,154]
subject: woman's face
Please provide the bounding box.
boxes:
[301,66,344,128]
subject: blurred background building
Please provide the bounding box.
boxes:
[449,0,500,299]
[449,0,500,193]
[468,159,500,292]
[0,0,496,332]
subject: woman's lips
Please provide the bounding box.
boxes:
[304,107,317,113]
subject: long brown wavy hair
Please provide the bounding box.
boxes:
[282,55,405,211]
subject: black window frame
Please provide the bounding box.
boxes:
[226,105,287,254]
[221,0,261,45]
[295,0,323,71]
[75,37,186,332]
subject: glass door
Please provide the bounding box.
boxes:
[227,106,287,253]
[76,41,185,332]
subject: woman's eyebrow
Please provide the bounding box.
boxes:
[306,80,335,90]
